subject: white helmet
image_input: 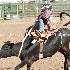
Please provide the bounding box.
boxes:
[43,0,52,9]
[42,3,52,12]
[45,4,52,9]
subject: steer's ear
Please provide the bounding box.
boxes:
[7,43,14,49]
[3,41,11,44]
[2,41,14,49]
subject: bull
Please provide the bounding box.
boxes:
[0,12,70,70]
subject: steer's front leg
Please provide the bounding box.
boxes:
[14,59,27,70]
[27,63,31,70]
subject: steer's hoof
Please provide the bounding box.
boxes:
[14,67,20,70]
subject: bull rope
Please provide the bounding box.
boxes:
[59,31,63,46]
[61,33,63,45]
[18,27,33,57]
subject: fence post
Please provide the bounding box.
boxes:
[34,6,38,18]
[17,2,19,17]
[3,1,4,21]
[22,2,24,18]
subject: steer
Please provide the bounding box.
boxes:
[0,12,70,70]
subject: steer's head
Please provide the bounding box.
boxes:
[0,41,14,58]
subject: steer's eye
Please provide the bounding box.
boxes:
[3,45,10,50]
[4,46,9,49]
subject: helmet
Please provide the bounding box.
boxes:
[41,3,52,12]
[42,1,52,9]
[45,4,52,9]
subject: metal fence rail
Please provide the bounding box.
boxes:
[52,1,70,15]
[0,1,70,20]
[0,2,24,20]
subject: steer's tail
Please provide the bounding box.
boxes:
[59,12,70,26]
[60,12,70,21]
[63,21,70,26]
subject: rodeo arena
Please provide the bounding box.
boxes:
[0,0,70,70]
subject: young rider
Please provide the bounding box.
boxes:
[31,1,68,58]
[31,3,54,59]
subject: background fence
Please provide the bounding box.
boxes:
[0,1,70,20]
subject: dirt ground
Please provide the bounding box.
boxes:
[0,16,70,70]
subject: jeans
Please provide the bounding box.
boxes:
[38,18,44,32]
